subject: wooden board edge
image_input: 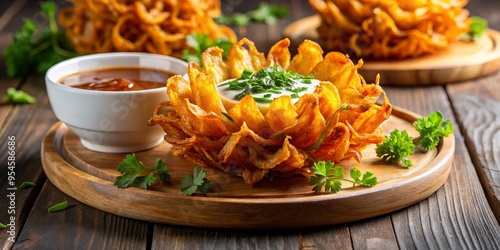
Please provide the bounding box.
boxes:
[40,107,455,229]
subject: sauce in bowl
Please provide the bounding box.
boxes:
[60,67,174,91]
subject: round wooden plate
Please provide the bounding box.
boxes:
[41,106,455,229]
[282,15,500,85]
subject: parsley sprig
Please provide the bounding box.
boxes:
[413,111,454,151]
[180,167,211,196]
[309,161,377,193]
[114,154,171,189]
[215,2,288,27]
[376,129,415,168]
[376,111,454,168]
[3,1,77,77]
[221,65,314,103]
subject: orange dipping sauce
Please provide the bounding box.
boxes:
[60,67,174,91]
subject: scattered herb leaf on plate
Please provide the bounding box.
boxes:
[181,167,211,196]
[114,154,171,190]
[309,161,377,193]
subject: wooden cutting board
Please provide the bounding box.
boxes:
[282,15,500,85]
[41,106,455,229]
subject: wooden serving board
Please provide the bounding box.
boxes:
[41,107,455,229]
[282,15,500,85]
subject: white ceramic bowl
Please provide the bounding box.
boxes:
[45,52,187,153]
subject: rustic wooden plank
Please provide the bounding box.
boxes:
[151,225,299,249]
[0,73,56,249]
[298,226,352,250]
[384,86,500,248]
[350,216,398,250]
[446,71,500,222]
[13,181,149,250]
[152,224,353,249]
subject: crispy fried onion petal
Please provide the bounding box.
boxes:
[58,0,236,57]
[309,0,470,59]
[149,38,392,185]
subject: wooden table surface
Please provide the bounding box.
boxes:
[1,0,500,249]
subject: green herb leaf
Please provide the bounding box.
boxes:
[0,223,7,229]
[3,88,37,104]
[48,200,68,212]
[461,16,488,42]
[3,1,77,78]
[221,112,234,122]
[413,111,453,151]
[181,167,211,196]
[375,129,415,168]
[350,168,377,187]
[16,181,36,189]
[114,154,171,189]
[249,2,288,25]
[215,2,288,27]
[182,33,233,65]
[309,161,377,193]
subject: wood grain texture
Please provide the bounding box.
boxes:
[40,107,454,229]
[384,86,500,248]
[446,71,500,222]
[0,74,57,249]
[13,181,149,250]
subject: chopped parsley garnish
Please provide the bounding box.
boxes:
[309,161,377,193]
[3,88,37,104]
[48,201,68,212]
[221,65,314,103]
[16,181,36,189]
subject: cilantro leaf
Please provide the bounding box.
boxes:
[3,1,77,78]
[3,87,37,104]
[413,111,453,151]
[181,167,211,196]
[182,33,233,65]
[375,129,415,168]
[0,223,6,229]
[114,154,171,189]
[309,161,377,193]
